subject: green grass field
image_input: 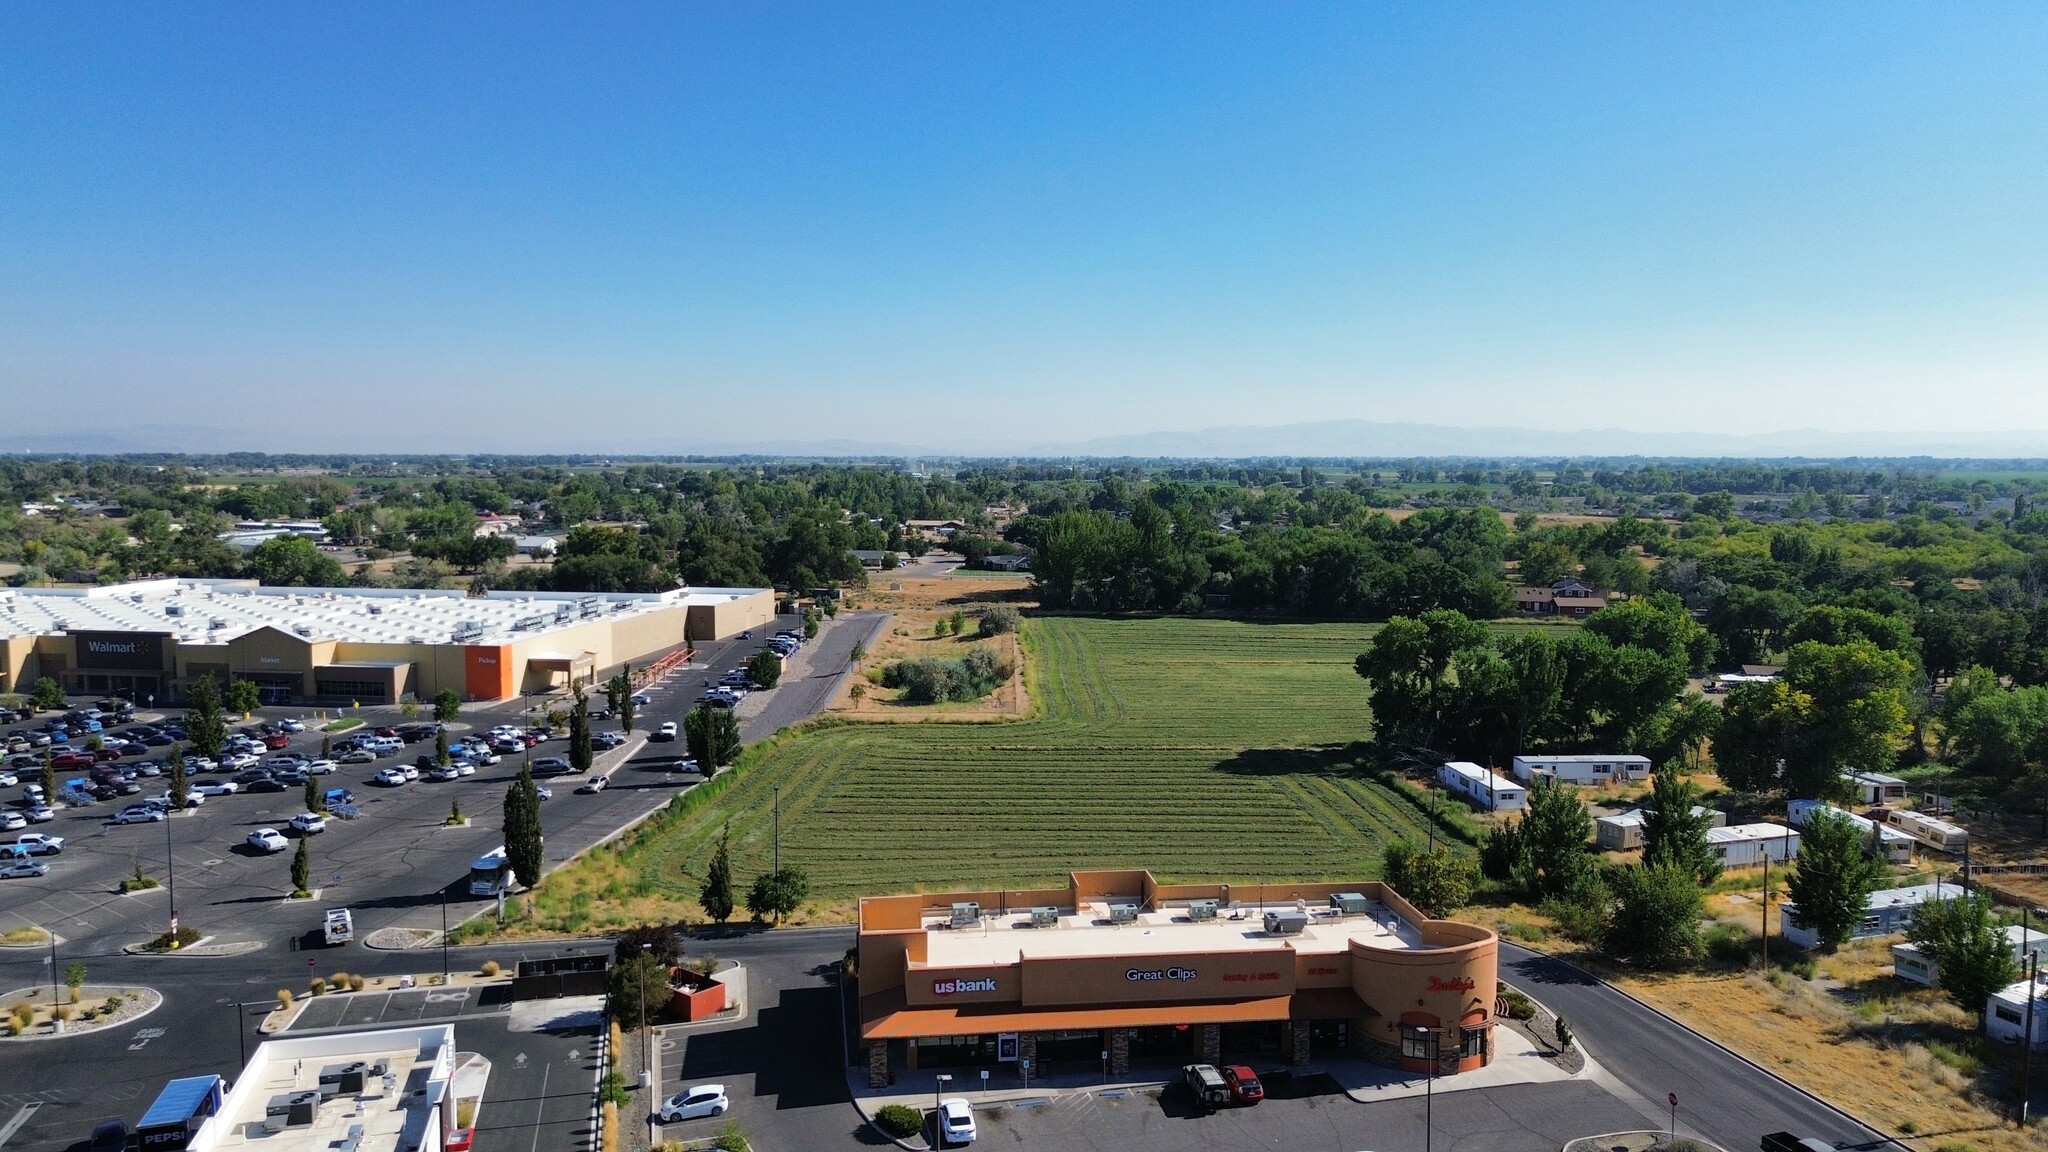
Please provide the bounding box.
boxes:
[536,616,1497,930]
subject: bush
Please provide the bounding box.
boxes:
[1703,923,1756,966]
[348,975,365,992]
[714,1121,750,1152]
[1497,987,1535,1020]
[879,649,1011,703]
[874,1104,922,1137]
[978,606,1021,636]
[598,1071,629,1108]
[144,925,201,952]
[277,989,294,1009]
[309,977,328,995]
[481,960,501,977]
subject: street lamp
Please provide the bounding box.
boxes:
[1414,1026,1435,1152]
[934,1073,953,1135]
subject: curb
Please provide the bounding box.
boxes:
[0,985,162,1042]
[1499,943,1897,1148]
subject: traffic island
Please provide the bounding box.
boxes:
[0,984,161,1039]
[1565,1132,1729,1152]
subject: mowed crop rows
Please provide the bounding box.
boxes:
[631,616,1459,903]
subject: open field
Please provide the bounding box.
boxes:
[528,615,1493,930]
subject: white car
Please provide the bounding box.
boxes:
[247,828,289,853]
[937,1097,976,1145]
[288,812,327,834]
[373,768,407,787]
[195,780,241,796]
[339,749,376,765]
[304,759,337,775]
[279,718,306,733]
[655,722,678,741]
[656,1085,728,1122]
[151,791,203,809]
[183,757,218,773]
[399,764,420,781]
[0,811,24,831]
[576,775,609,794]
[112,805,164,825]
[426,765,460,782]
[453,762,476,776]
[22,804,56,822]
[223,753,260,771]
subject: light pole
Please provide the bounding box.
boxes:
[934,1073,952,1135]
[1415,1025,1435,1152]
[441,889,450,983]
[165,803,177,939]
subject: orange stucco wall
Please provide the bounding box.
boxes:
[465,645,515,701]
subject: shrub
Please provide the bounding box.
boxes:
[144,925,201,952]
[277,989,294,1009]
[348,975,365,992]
[599,1100,618,1152]
[874,1104,922,1137]
[103,994,123,1010]
[481,960,501,977]
[309,977,328,995]
[1497,988,1535,1020]
[714,1121,750,1152]
[879,649,1011,703]
[598,1071,630,1108]
[978,606,1021,636]
[1704,923,1755,966]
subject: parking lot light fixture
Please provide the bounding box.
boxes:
[934,1073,952,1125]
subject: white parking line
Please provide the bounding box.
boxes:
[0,1102,41,1148]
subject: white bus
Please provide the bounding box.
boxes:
[468,846,512,897]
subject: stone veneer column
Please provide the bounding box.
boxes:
[1199,1024,1221,1064]
[1019,1033,1039,1083]
[1290,1023,1312,1066]
[867,1040,890,1088]
[1107,1028,1130,1077]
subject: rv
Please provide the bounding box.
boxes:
[1885,809,1968,854]
[1786,800,1914,865]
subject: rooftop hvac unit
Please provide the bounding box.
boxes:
[165,604,184,617]
[1108,902,1139,923]
[1263,911,1310,936]
[1187,899,1219,922]
[1330,892,1371,916]
[950,902,981,927]
[1030,906,1058,928]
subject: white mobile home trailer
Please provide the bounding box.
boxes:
[1786,800,1915,865]
[1706,823,1800,869]
[1437,762,1527,811]
[1594,805,1727,851]
[1842,771,1909,805]
[1885,809,1968,854]
[1782,883,1957,951]
[1895,924,2047,987]
[1987,976,2048,1049]
[1512,755,1652,787]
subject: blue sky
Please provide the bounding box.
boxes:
[4,5,2045,451]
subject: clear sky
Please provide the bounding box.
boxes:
[4,5,2046,451]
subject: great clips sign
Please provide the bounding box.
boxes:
[71,631,167,670]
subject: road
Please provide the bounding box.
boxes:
[1500,942,1887,1150]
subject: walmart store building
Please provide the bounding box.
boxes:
[858,869,1499,1086]
[0,578,775,705]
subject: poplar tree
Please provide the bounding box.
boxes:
[504,768,544,889]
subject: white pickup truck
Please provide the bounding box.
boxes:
[323,908,353,946]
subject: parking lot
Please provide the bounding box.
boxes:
[0,623,814,957]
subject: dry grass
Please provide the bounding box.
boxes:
[826,576,1033,720]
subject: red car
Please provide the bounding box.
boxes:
[262,733,291,749]
[1222,1065,1263,1106]
[92,748,122,763]
[373,727,400,738]
[51,752,92,769]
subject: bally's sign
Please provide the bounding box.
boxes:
[933,977,998,996]
[1427,975,1477,993]
[71,631,167,670]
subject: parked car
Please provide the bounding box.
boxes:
[13,834,64,856]
[195,780,240,796]
[279,718,307,733]
[1183,1064,1230,1111]
[339,749,377,764]
[0,811,25,831]
[0,860,48,880]
[247,828,289,853]
[1222,1065,1264,1105]
[113,805,165,825]
[21,804,53,823]
[303,759,338,775]
[656,1085,728,1122]
[373,768,407,787]
[289,812,327,834]
[937,1098,977,1145]
[531,756,573,776]
[426,765,460,782]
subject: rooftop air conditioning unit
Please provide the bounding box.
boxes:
[1187,899,1219,922]
[1330,892,1371,916]
[950,902,981,927]
[165,604,184,617]
[1030,906,1058,928]
[1108,903,1139,924]
[1263,911,1310,936]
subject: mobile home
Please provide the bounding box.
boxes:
[1595,805,1727,851]
[1787,800,1915,865]
[1437,761,1527,812]
[1885,809,1968,855]
[1842,771,1910,805]
[1513,755,1652,787]
[1987,976,2048,1049]
[1706,823,1801,869]
[1782,883,1958,951]
[1895,924,2046,987]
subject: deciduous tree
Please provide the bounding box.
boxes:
[1907,893,2019,1023]
[1784,810,1888,952]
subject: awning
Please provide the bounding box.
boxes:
[862,995,1295,1040]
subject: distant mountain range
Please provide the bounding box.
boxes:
[10,419,2048,461]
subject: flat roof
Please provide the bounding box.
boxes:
[0,578,764,646]
[1517,754,1650,764]
[1441,761,1523,789]
[1708,822,1799,843]
[195,1025,452,1152]
[918,898,1422,970]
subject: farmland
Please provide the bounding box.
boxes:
[530,616,1488,931]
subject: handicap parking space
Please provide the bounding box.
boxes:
[286,984,512,1032]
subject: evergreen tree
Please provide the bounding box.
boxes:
[40,749,57,804]
[435,729,451,766]
[685,706,742,772]
[304,775,322,814]
[166,742,188,809]
[290,837,311,896]
[1907,892,2019,1022]
[186,674,227,761]
[569,687,593,774]
[700,824,736,924]
[1640,766,1722,885]
[1785,810,1888,952]
[504,768,544,890]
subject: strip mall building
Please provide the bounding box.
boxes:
[0,578,775,705]
[857,869,1499,1085]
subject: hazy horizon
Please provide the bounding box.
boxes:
[5,7,2045,445]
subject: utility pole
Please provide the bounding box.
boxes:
[2025,951,2038,1127]
[441,889,450,983]
[773,787,781,874]
[1760,854,1770,971]
[165,809,177,940]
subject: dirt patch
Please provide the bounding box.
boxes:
[827,576,1035,720]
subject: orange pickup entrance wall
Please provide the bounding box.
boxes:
[464,645,516,701]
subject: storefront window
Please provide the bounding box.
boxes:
[1401,1032,1435,1061]
[1461,1027,1486,1058]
